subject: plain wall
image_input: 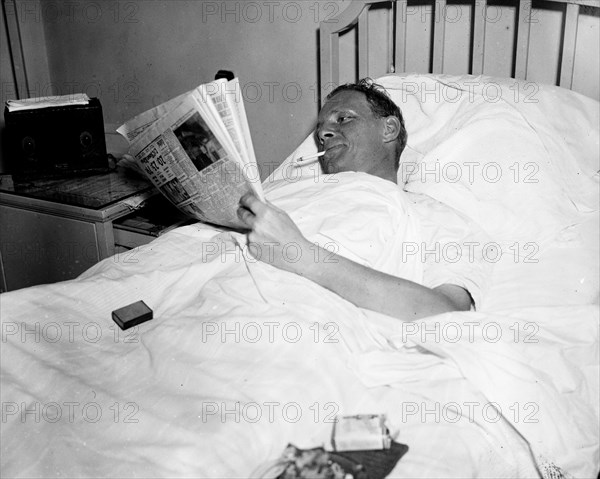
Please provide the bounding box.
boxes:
[1,0,599,177]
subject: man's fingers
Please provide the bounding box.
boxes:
[238,192,280,229]
[239,192,264,214]
[237,204,256,227]
[237,192,262,228]
[240,192,283,216]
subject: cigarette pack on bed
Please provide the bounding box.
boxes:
[111,300,153,330]
[331,414,392,452]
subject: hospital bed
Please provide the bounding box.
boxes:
[1,1,598,477]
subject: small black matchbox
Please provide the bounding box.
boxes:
[111,300,153,330]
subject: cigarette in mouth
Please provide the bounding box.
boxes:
[294,151,325,166]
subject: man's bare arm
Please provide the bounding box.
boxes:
[237,193,471,321]
[294,245,471,320]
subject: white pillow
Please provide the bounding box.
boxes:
[379,73,600,247]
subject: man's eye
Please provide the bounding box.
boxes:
[338,116,352,123]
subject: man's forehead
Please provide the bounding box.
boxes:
[319,90,370,116]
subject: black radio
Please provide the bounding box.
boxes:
[4,97,109,180]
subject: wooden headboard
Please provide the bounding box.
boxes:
[319,0,599,104]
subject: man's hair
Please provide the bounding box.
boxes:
[326,78,407,166]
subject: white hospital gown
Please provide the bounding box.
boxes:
[265,172,491,310]
[404,191,493,310]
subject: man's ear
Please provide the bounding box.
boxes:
[382,116,401,143]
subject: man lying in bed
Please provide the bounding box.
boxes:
[237,79,484,321]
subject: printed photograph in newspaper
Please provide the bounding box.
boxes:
[173,112,225,172]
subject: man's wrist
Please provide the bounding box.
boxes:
[275,237,314,276]
[294,240,331,281]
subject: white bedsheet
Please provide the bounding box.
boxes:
[1,170,598,478]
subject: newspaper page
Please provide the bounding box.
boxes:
[117,78,261,187]
[202,80,247,164]
[194,79,263,199]
[127,88,262,229]
[116,91,188,142]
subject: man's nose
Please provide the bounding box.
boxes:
[317,123,337,144]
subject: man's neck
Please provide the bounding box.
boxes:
[367,159,398,184]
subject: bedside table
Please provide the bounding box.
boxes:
[0,171,190,292]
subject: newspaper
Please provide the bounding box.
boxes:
[117,78,263,229]
[6,93,90,112]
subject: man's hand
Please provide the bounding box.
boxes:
[237,192,311,273]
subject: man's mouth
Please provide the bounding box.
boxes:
[323,144,344,157]
[321,144,345,173]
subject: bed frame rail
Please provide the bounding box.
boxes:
[319,0,599,104]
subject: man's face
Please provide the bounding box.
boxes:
[316,90,388,175]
